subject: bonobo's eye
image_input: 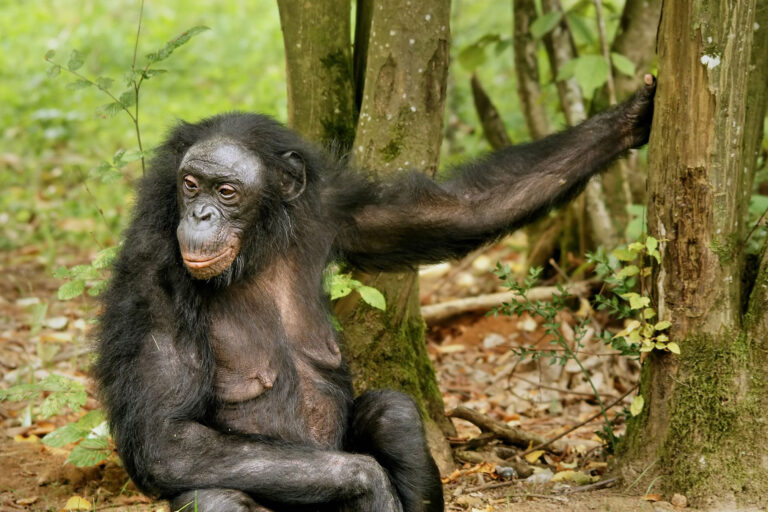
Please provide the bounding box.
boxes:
[217,184,237,202]
[183,175,199,194]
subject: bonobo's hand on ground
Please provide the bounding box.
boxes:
[621,74,657,149]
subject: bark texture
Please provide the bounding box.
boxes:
[512,0,549,140]
[622,1,768,506]
[335,0,457,471]
[277,0,357,148]
[541,0,617,248]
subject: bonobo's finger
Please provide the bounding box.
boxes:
[644,73,655,86]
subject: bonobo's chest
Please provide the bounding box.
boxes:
[206,272,347,447]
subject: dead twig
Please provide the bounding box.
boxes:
[519,384,638,458]
[421,281,592,323]
[448,406,566,453]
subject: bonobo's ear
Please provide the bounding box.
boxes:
[280,151,307,201]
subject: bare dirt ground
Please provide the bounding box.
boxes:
[0,245,693,511]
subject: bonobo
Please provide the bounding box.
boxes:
[95,76,656,511]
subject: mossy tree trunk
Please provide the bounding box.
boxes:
[620,0,768,507]
[278,0,455,473]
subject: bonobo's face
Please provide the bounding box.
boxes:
[176,138,263,280]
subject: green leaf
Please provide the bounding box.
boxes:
[667,342,681,355]
[45,49,56,60]
[654,320,671,331]
[93,246,118,270]
[67,49,85,71]
[46,64,61,78]
[66,79,92,91]
[67,438,110,467]
[458,43,488,71]
[616,265,639,278]
[530,11,563,39]
[572,55,610,99]
[42,424,84,447]
[645,236,659,253]
[630,395,644,417]
[98,102,124,118]
[610,52,636,77]
[119,91,136,108]
[95,76,114,90]
[643,308,656,319]
[629,294,650,310]
[612,248,637,262]
[146,25,210,64]
[143,69,168,80]
[358,286,386,311]
[53,266,70,279]
[58,279,86,300]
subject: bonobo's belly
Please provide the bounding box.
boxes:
[214,358,348,448]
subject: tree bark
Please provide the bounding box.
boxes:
[541,0,618,249]
[512,0,549,140]
[277,0,357,149]
[334,0,457,473]
[621,1,768,506]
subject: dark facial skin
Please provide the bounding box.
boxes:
[177,138,264,279]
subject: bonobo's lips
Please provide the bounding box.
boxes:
[181,245,238,279]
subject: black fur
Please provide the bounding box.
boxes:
[94,79,655,512]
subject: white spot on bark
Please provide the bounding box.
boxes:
[425,14,432,21]
[402,93,407,99]
[409,39,415,45]
[707,36,713,43]
[700,54,721,69]
[410,106,416,112]
[755,22,761,31]
[441,25,446,31]
[296,43,302,48]
[390,30,396,36]
[418,68,424,73]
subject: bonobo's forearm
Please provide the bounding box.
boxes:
[146,422,399,510]
[335,76,655,270]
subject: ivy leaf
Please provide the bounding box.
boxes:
[530,11,563,39]
[358,286,386,311]
[654,320,672,331]
[667,342,681,355]
[630,395,645,417]
[645,236,659,253]
[643,308,656,319]
[611,52,636,77]
[629,294,650,310]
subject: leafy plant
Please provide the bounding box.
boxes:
[54,245,118,300]
[42,410,112,467]
[0,375,87,419]
[325,270,386,311]
[44,1,209,176]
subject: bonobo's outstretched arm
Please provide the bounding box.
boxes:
[333,76,655,270]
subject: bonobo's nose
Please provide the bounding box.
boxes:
[192,204,216,223]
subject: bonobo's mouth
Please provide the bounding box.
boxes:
[181,244,239,279]
[183,247,233,269]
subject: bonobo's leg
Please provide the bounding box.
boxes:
[346,390,444,512]
[170,489,270,512]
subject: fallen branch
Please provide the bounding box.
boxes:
[421,281,591,323]
[519,384,638,458]
[448,406,566,454]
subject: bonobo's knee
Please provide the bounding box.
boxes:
[349,390,424,449]
[170,489,268,512]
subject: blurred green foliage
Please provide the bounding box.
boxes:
[0,0,286,259]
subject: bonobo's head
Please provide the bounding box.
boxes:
[176,137,306,280]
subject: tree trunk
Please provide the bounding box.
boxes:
[277,0,357,148]
[540,0,618,252]
[512,0,549,140]
[339,0,457,472]
[620,1,768,507]
[278,0,456,474]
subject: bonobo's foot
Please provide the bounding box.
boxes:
[621,74,657,149]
